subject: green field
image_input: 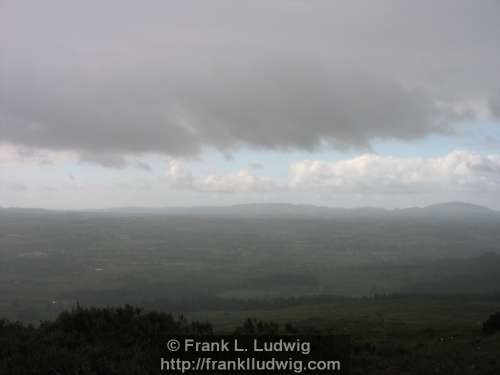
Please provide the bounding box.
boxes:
[2,207,500,373]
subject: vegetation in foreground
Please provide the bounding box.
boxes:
[1,302,500,375]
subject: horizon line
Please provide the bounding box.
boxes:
[0,201,495,213]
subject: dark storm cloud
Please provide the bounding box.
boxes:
[1,0,499,163]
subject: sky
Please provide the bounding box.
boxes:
[1,0,500,209]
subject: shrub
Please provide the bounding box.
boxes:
[483,312,500,335]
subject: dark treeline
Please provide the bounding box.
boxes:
[0,305,301,375]
[9,292,500,324]
[2,305,500,374]
[70,292,500,314]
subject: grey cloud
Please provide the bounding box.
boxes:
[7,183,27,192]
[1,0,499,161]
[78,153,128,169]
[135,161,152,172]
[491,92,500,119]
[482,136,500,149]
[173,67,451,151]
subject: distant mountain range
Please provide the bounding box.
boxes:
[92,201,494,217]
[2,201,494,219]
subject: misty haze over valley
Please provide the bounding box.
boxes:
[2,1,500,373]
[1,201,499,321]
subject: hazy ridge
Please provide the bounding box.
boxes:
[1,201,494,219]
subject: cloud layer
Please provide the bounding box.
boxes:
[166,151,500,195]
[290,151,500,194]
[0,144,77,165]
[1,1,499,162]
[167,160,278,193]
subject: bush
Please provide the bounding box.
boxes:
[0,305,212,375]
[483,312,500,335]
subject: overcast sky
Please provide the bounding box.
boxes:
[1,0,500,209]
